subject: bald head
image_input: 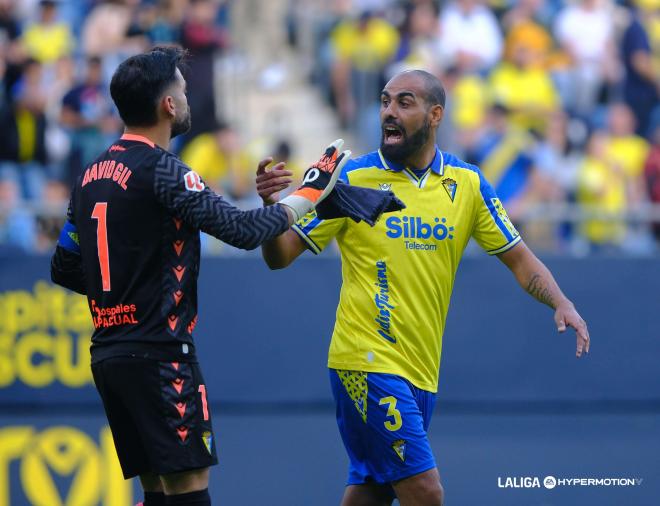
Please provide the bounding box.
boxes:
[389,70,446,109]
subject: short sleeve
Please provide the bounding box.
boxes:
[471,170,521,255]
[291,210,346,254]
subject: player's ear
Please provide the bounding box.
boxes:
[430,104,444,128]
[161,94,176,119]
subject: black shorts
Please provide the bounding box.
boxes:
[92,357,218,479]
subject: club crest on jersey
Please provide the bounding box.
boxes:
[184,171,205,192]
[442,177,457,202]
[392,439,406,462]
[379,183,392,191]
[202,431,213,454]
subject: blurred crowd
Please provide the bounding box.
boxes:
[0,0,263,254]
[0,0,659,256]
[301,0,660,254]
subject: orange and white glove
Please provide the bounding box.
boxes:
[279,139,351,221]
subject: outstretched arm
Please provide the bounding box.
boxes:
[154,152,295,250]
[498,241,590,357]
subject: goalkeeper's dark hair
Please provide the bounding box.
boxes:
[110,46,187,127]
[401,69,446,109]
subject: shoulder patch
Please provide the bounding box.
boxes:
[491,197,519,237]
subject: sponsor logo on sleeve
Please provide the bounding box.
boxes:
[184,171,205,192]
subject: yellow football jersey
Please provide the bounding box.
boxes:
[293,148,520,392]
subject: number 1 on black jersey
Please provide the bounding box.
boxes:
[92,202,111,291]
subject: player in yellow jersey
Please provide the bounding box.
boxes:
[256,70,590,506]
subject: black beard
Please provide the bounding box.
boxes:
[380,119,431,163]
[171,110,191,139]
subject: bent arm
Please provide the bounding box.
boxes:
[261,229,307,269]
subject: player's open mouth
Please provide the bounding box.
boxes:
[383,125,404,144]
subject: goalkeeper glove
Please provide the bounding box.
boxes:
[279,139,351,221]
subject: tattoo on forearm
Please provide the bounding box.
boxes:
[526,273,555,308]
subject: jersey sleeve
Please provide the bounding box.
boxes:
[154,152,290,250]
[51,195,87,294]
[291,210,346,254]
[471,169,522,255]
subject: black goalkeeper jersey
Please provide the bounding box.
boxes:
[51,133,289,363]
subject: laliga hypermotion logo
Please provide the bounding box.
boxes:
[498,475,644,489]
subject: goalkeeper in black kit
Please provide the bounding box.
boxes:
[50,46,349,506]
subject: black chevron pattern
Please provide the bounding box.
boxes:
[154,152,290,250]
[160,209,199,340]
[158,361,198,444]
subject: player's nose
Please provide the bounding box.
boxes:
[382,113,398,126]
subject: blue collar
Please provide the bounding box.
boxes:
[377,146,445,176]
